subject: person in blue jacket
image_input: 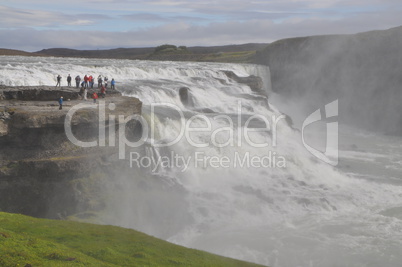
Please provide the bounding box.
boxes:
[111,78,116,90]
[58,96,63,110]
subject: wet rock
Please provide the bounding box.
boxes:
[179,87,190,105]
[222,70,265,96]
[0,85,121,101]
[0,86,142,218]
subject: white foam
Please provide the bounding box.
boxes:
[2,55,402,267]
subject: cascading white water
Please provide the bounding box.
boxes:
[2,55,402,267]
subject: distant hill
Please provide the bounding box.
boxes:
[35,47,155,59]
[0,43,268,63]
[33,43,268,63]
[187,43,269,54]
[0,48,39,57]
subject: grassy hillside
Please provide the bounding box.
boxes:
[0,44,267,63]
[0,49,38,57]
[0,212,263,267]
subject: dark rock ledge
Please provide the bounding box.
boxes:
[0,85,121,101]
[0,86,142,219]
[222,70,266,96]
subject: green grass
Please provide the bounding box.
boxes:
[0,212,264,267]
[202,51,256,63]
[145,50,257,63]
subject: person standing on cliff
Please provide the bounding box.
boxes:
[100,85,106,98]
[111,78,115,90]
[98,75,103,88]
[104,76,108,88]
[56,75,62,87]
[75,75,81,88]
[67,74,72,87]
[84,75,89,88]
[89,75,94,88]
[92,92,98,104]
[83,84,88,101]
[58,96,63,110]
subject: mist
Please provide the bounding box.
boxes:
[3,44,402,266]
[257,26,402,134]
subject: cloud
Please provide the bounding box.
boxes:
[1,7,401,52]
[0,6,64,28]
[68,20,96,26]
[0,5,110,29]
[122,13,209,23]
[0,0,402,51]
[123,13,170,22]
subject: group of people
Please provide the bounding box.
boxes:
[57,74,116,110]
[74,74,116,90]
[56,74,116,90]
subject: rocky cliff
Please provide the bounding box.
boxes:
[0,86,142,219]
[255,26,402,133]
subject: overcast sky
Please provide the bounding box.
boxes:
[1,0,402,52]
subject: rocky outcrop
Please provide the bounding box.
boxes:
[0,86,120,101]
[0,111,11,136]
[255,26,402,133]
[223,70,266,96]
[0,87,142,218]
[179,87,191,106]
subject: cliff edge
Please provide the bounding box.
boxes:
[255,26,402,133]
[0,86,142,218]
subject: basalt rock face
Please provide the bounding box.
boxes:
[0,86,142,219]
[0,86,121,101]
[179,87,194,107]
[223,70,266,96]
[255,26,402,133]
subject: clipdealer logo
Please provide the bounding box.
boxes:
[63,99,339,169]
[63,100,289,170]
[301,100,339,166]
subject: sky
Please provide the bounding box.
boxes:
[1,0,402,52]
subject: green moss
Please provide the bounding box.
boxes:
[0,162,19,174]
[0,212,263,266]
[48,155,85,161]
[5,107,18,114]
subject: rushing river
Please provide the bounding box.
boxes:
[1,55,402,267]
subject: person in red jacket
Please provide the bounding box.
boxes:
[88,75,93,88]
[84,75,89,88]
[92,92,98,103]
[100,85,106,98]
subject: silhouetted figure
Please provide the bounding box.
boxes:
[75,75,81,88]
[67,74,72,87]
[56,75,62,87]
[84,75,89,88]
[98,75,103,88]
